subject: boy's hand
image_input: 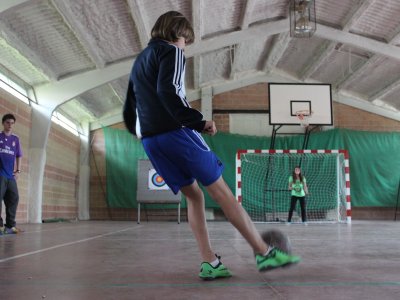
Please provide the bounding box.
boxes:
[203,120,217,136]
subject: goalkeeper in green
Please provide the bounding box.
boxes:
[288,166,309,223]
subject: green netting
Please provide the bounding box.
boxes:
[240,153,347,222]
[242,153,340,211]
[103,127,147,208]
[103,127,400,208]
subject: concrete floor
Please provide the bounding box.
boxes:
[0,220,399,300]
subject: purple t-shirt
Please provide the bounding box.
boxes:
[0,131,23,179]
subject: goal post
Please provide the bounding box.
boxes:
[236,149,351,224]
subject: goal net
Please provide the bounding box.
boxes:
[236,150,351,223]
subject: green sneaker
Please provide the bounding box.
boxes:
[0,227,4,236]
[256,247,301,272]
[199,257,232,280]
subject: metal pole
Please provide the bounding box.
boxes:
[394,179,400,221]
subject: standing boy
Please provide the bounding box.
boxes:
[0,113,22,234]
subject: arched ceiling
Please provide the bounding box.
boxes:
[1,0,399,130]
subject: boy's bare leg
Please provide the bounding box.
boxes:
[181,181,215,262]
[205,176,268,255]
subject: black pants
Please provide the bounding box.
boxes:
[0,176,19,228]
[288,196,307,222]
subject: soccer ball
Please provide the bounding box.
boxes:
[261,229,292,253]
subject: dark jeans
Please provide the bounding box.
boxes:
[0,176,19,228]
[288,196,307,222]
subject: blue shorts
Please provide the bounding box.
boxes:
[142,128,224,194]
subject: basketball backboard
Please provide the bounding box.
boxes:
[268,83,333,126]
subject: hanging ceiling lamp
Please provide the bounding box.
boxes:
[289,0,316,38]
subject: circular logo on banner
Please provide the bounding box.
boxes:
[151,173,166,188]
[148,168,170,190]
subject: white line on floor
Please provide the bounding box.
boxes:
[0,226,140,263]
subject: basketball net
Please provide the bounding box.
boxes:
[295,110,313,127]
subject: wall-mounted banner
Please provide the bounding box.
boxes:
[148,168,169,190]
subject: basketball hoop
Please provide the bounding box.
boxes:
[295,110,313,127]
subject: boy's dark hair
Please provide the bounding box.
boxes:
[151,11,194,44]
[2,113,16,123]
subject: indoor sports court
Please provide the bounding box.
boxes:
[1,221,400,299]
[1,1,400,300]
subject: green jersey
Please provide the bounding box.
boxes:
[289,175,306,197]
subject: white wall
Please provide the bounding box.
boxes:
[229,114,306,136]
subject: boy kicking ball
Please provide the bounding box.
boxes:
[123,10,300,280]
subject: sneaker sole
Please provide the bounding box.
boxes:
[259,260,299,272]
[199,273,232,280]
[199,276,231,281]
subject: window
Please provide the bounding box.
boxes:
[0,72,30,104]
[51,111,79,136]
